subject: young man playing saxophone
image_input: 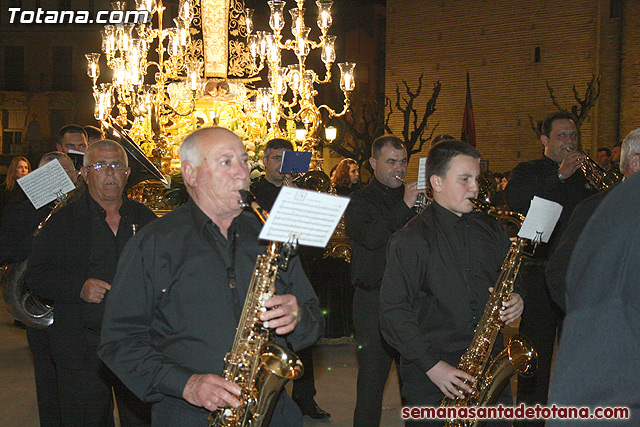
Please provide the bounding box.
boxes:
[379,139,523,426]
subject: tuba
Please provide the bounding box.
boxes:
[208,191,303,427]
[440,200,538,427]
[1,259,53,329]
[0,187,82,329]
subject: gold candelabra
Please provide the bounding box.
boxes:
[244,0,355,158]
[85,0,201,168]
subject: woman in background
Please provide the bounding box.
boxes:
[1,156,31,216]
[332,158,360,196]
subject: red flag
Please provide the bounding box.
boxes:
[461,72,476,147]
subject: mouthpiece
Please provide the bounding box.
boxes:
[395,175,408,184]
[239,190,254,208]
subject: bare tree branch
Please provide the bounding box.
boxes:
[530,75,601,138]
[546,81,564,112]
[528,114,542,138]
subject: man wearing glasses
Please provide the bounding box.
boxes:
[26,139,157,426]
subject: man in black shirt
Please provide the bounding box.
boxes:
[98,127,324,426]
[344,134,421,427]
[504,112,596,424]
[379,140,523,426]
[250,138,294,210]
[26,140,156,426]
[545,127,640,312]
[249,137,330,419]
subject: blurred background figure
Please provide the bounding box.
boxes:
[611,142,622,172]
[84,125,105,145]
[595,147,612,170]
[500,171,510,191]
[1,156,32,216]
[332,158,360,196]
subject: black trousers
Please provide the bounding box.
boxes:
[291,346,316,401]
[56,328,151,426]
[352,287,400,427]
[514,264,563,427]
[26,326,62,427]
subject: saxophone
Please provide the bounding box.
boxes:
[208,191,303,427]
[440,200,538,427]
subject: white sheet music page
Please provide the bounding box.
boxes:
[518,196,563,243]
[17,159,75,210]
[417,157,427,190]
[258,186,350,248]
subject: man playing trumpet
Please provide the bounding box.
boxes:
[504,112,597,426]
[344,135,423,427]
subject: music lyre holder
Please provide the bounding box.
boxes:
[523,230,544,258]
[280,151,312,175]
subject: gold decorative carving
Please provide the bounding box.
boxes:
[185,0,204,67]
[202,0,229,77]
[228,39,259,77]
[228,0,247,37]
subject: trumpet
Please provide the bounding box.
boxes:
[395,176,429,213]
[567,147,623,191]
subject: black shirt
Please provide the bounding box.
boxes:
[379,201,513,373]
[504,155,597,256]
[83,194,153,328]
[98,199,324,403]
[250,176,281,211]
[25,191,156,367]
[344,177,414,291]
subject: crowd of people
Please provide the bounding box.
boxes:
[1,112,638,426]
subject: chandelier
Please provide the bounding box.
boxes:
[85,0,201,172]
[244,0,355,158]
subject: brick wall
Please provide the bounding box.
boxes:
[386,0,625,178]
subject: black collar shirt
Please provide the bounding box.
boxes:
[84,194,148,328]
[344,177,414,291]
[379,201,513,373]
[98,199,324,403]
[250,175,281,211]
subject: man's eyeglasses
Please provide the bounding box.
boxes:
[86,161,127,173]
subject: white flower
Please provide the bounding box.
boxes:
[250,169,263,179]
[244,141,255,151]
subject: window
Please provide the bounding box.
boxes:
[2,110,24,155]
[51,46,73,91]
[610,0,621,18]
[58,0,71,11]
[3,46,25,91]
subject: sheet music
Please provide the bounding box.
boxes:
[259,187,350,247]
[417,157,427,190]
[518,196,563,243]
[17,159,75,210]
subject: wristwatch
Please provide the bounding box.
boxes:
[557,171,565,183]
